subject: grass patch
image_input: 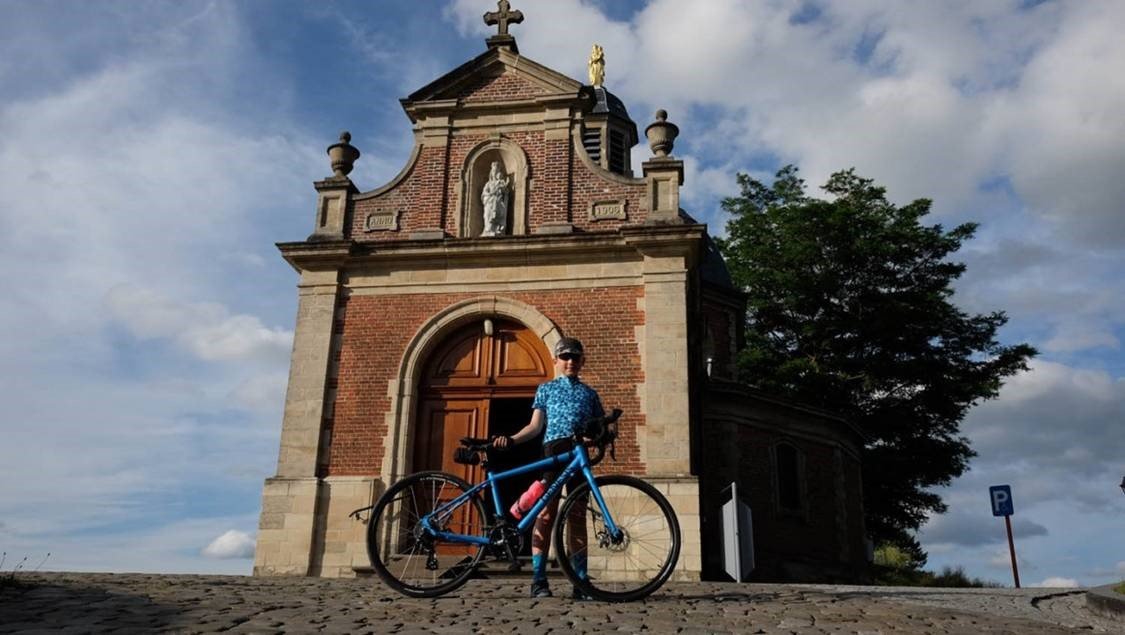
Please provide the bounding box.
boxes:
[1114,581,1125,595]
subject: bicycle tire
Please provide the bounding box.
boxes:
[554,475,681,602]
[366,471,488,598]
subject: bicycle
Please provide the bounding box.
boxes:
[364,409,681,602]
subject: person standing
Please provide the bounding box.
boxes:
[493,336,604,599]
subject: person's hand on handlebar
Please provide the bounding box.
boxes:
[495,409,545,450]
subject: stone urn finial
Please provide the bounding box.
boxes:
[645,109,679,158]
[327,130,360,178]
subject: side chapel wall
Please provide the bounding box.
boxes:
[699,388,868,582]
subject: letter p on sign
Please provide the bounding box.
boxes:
[989,485,1014,517]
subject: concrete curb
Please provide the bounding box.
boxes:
[1085,583,1125,620]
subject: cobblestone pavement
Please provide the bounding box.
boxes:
[1,573,1120,634]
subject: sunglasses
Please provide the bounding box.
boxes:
[558,353,583,361]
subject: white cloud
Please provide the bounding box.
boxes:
[6,516,261,575]
[996,2,1125,246]
[104,285,294,365]
[202,529,256,560]
[0,2,300,572]
[1043,322,1120,354]
[961,360,1125,492]
[448,0,637,85]
[986,550,1034,574]
[1035,576,1080,588]
[229,372,290,413]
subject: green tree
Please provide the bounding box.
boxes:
[717,166,1036,554]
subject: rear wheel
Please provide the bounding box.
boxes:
[366,471,488,598]
[554,475,681,602]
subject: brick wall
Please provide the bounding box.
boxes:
[700,300,735,380]
[568,145,645,232]
[350,129,648,241]
[325,286,646,477]
[347,64,653,241]
[698,399,867,582]
[458,71,546,103]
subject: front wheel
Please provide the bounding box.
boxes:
[366,471,488,598]
[554,475,681,602]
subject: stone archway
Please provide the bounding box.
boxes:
[410,317,553,556]
[380,296,562,484]
[414,318,552,473]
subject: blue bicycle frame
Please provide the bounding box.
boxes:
[420,444,622,545]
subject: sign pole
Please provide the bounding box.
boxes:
[1004,514,1020,588]
[989,484,1019,589]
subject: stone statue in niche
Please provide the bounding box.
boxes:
[480,161,510,236]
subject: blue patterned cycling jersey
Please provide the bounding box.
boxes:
[533,376,605,444]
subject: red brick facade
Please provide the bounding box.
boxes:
[459,70,546,103]
[325,287,646,477]
[347,53,648,241]
[350,129,646,240]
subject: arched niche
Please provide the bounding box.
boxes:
[458,138,530,237]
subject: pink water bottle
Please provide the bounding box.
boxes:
[510,480,547,519]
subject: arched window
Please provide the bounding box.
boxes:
[774,442,804,514]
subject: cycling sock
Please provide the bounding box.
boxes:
[571,553,588,581]
[531,553,547,582]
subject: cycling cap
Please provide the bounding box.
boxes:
[554,337,584,357]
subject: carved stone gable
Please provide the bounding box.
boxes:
[406,48,582,106]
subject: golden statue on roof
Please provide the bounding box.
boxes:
[588,44,605,87]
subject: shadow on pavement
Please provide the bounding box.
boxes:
[0,578,183,633]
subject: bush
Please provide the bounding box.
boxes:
[871,544,1000,587]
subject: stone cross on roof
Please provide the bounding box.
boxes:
[484,0,524,38]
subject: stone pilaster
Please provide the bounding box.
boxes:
[309,178,357,242]
[638,249,692,476]
[253,477,320,576]
[275,268,341,478]
[254,267,342,576]
[310,476,381,578]
[652,477,703,581]
[642,158,684,223]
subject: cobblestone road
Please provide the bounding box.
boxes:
[1,573,1120,634]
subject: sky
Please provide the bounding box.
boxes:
[1,0,1122,587]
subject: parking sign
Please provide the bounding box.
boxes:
[989,485,1014,517]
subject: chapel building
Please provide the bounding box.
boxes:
[254,3,868,583]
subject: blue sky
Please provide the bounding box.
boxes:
[1,0,1122,587]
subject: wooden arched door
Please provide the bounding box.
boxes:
[414,319,553,524]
